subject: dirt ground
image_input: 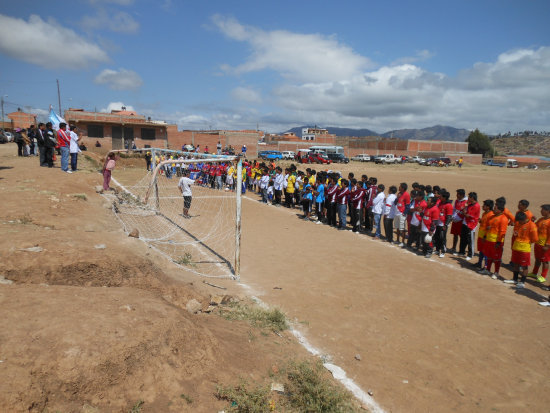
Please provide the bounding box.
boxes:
[1,144,550,413]
[0,145,312,413]
[238,159,550,412]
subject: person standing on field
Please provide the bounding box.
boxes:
[57,122,71,173]
[178,169,196,218]
[69,125,80,171]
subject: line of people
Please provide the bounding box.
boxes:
[13,123,82,172]
[243,162,549,294]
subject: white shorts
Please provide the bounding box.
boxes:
[394,214,406,230]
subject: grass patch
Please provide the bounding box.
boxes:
[180,393,193,404]
[175,252,196,268]
[220,302,288,332]
[217,360,360,412]
[71,193,88,201]
[216,380,271,413]
[284,360,359,412]
[16,214,33,225]
[128,400,144,413]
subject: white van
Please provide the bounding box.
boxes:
[506,159,519,168]
[282,150,295,159]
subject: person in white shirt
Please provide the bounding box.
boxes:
[259,169,269,203]
[178,170,196,218]
[383,185,398,243]
[273,167,284,206]
[371,184,386,239]
[69,125,80,172]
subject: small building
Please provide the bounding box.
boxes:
[6,109,37,130]
[301,127,336,143]
[64,108,173,150]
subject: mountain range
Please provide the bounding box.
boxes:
[284,125,470,142]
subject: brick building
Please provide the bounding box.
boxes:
[6,110,37,130]
[168,129,264,155]
[64,108,171,150]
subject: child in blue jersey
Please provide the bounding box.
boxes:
[301,181,313,220]
[314,172,326,222]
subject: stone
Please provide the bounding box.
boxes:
[270,382,284,393]
[210,295,224,305]
[355,354,362,361]
[186,299,202,314]
[128,229,139,238]
[94,244,106,249]
[19,246,43,252]
[0,276,14,285]
[203,305,216,313]
[95,186,104,193]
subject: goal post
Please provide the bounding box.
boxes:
[107,152,243,280]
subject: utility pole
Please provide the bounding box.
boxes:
[57,79,62,115]
[1,95,5,128]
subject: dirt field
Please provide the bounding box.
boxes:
[1,144,550,412]
[0,145,314,412]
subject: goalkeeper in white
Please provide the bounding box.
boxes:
[178,169,196,218]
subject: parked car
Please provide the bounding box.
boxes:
[259,150,283,160]
[410,156,424,163]
[427,157,451,166]
[420,157,437,166]
[281,150,295,160]
[327,153,349,163]
[0,130,8,144]
[506,159,519,168]
[351,154,371,162]
[3,131,13,142]
[374,154,398,164]
[309,153,331,164]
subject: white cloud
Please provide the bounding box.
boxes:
[231,86,262,103]
[212,15,372,82]
[270,46,550,133]
[94,68,143,90]
[392,49,435,65]
[82,10,139,34]
[101,102,135,112]
[0,14,109,69]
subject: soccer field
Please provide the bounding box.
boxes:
[237,162,550,412]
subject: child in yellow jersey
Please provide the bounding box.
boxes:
[504,211,538,289]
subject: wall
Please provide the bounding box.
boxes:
[7,112,37,129]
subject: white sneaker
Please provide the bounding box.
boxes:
[439,253,445,258]
[65,170,72,174]
[503,280,517,284]
[465,256,472,261]
[491,273,498,280]
[398,242,404,247]
[516,282,525,289]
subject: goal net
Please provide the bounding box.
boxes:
[105,150,242,280]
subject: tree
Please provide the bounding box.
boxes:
[466,129,494,156]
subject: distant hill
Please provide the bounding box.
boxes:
[381,125,470,142]
[491,135,550,157]
[283,125,469,142]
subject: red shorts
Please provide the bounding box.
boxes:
[484,241,504,261]
[477,238,485,254]
[450,221,463,236]
[534,244,550,263]
[511,250,531,267]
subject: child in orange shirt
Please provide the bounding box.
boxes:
[504,211,538,289]
[475,199,494,270]
[528,204,550,284]
[479,201,509,278]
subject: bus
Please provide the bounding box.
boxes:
[308,145,344,155]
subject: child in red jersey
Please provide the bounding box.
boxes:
[450,189,467,253]
[528,204,550,285]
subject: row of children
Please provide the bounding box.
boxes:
[246,162,549,293]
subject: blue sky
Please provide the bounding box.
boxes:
[0,0,549,134]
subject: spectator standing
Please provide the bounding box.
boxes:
[57,122,71,173]
[69,125,80,171]
[35,123,47,166]
[102,153,116,191]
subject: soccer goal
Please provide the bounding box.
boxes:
[107,150,242,280]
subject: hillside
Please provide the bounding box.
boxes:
[381,125,469,141]
[491,134,550,157]
[284,124,469,141]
